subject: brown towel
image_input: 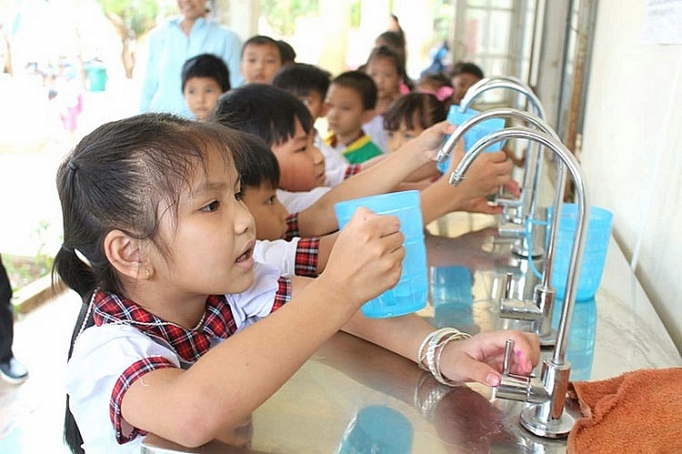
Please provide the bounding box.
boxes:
[567,368,682,454]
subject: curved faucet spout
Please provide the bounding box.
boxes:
[454,77,548,259]
[436,107,558,164]
[456,126,590,439]
[460,76,546,120]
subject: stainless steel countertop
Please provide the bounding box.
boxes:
[142,212,681,454]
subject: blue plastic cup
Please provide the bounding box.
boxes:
[437,106,507,173]
[548,204,613,301]
[338,405,413,454]
[334,190,427,318]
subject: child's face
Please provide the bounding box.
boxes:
[296,91,326,121]
[241,183,289,241]
[270,119,326,192]
[386,118,424,153]
[183,76,223,121]
[325,84,369,139]
[451,73,481,105]
[158,146,256,295]
[365,56,401,100]
[240,43,282,84]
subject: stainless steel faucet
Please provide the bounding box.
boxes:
[446,76,548,259]
[449,126,590,438]
[436,106,565,259]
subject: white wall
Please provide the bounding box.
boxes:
[581,0,682,352]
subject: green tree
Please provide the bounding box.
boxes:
[96,0,171,78]
[261,0,319,36]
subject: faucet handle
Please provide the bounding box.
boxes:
[494,338,550,404]
[502,339,514,375]
[503,273,515,300]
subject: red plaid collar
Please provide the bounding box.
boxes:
[92,290,238,363]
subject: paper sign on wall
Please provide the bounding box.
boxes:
[642,0,682,44]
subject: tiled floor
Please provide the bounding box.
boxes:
[0,290,81,453]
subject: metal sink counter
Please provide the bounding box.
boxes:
[142,212,681,454]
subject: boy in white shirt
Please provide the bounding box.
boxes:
[213,84,519,238]
[272,62,358,187]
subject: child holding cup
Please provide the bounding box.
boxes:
[56,113,539,452]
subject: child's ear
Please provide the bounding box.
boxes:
[361,108,376,124]
[103,230,150,281]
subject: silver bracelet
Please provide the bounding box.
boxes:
[417,327,472,386]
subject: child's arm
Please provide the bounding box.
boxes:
[120,208,405,448]
[420,146,519,224]
[341,312,540,387]
[315,232,338,274]
[297,122,456,237]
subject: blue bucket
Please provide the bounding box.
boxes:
[548,204,613,301]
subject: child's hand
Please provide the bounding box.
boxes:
[438,330,541,387]
[449,148,516,201]
[403,120,458,162]
[321,207,405,309]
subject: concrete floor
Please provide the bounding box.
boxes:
[0,290,81,453]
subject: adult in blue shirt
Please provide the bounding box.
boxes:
[139,0,243,117]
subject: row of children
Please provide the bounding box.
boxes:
[57,110,539,452]
[56,21,538,454]
[178,56,521,281]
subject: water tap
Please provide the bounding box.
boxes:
[448,76,548,259]
[450,126,590,438]
[436,106,563,259]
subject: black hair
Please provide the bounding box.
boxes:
[365,44,412,90]
[241,35,282,61]
[330,70,378,110]
[213,84,313,146]
[450,61,485,80]
[375,31,406,60]
[383,92,446,132]
[181,53,231,92]
[418,72,452,90]
[232,132,280,190]
[271,62,331,99]
[276,40,296,65]
[54,113,251,453]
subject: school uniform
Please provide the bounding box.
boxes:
[362,114,389,153]
[65,262,290,453]
[313,129,361,187]
[276,187,331,213]
[254,236,320,278]
[325,131,383,165]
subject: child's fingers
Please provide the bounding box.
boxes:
[441,330,541,387]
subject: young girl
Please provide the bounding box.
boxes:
[383,92,447,189]
[54,113,539,453]
[363,45,406,152]
[416,72,454,110]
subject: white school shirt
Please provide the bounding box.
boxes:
[277,187,331,213]
[362,114,388,153]
[253,238,301,277]
[65,262,281,454]
[314,129,351,187]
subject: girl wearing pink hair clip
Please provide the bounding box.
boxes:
[417,73,454,109]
